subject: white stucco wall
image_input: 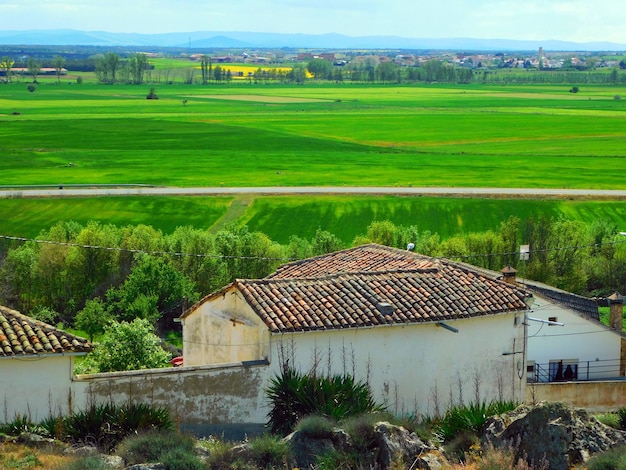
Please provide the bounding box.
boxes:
[269,311,526,417]
[0,355,89,423]
[183,288,270,366]
[526,294,623,382]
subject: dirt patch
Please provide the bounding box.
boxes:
[186,94,328,103]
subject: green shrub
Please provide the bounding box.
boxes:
[62,402,173,451]
[116,430,197,467]
[436,401,518,442]
[246,433,290,468]
[585,445,626,470]
[266,367,385,436]
[161,446,206,470]
[617,408,626,430]
[0,414,42,436]
[295,415,336,438]
[597,412,621,429]
[202,435,248,469]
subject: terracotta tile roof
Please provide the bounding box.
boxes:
[0,306,92,357]
[268,244,437,279]
[236,252,530,333]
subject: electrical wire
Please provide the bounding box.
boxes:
[0,233,624,263]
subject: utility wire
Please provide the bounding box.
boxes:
[0,233,624,263]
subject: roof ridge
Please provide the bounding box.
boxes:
[243,266,441,284]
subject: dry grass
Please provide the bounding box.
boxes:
[0,442,78,470]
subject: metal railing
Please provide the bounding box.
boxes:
[529,359,624,383]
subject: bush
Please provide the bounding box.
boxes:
[61,455,114,470]
[246,433,290,468]
[295,415,336,438]
[0,414,48,436]
[266,367,385,436]
[435,401,518,442]
[62,402,173,451]
[618,407,626,430]
[569,86,579,93]
[116,430,200,469]
[585,445,626,470]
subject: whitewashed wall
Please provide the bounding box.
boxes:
[527,294,623,381]
[272,312,527,417]
[0,355,88,422]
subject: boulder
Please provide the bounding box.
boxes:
[373,422,447,470]
[483,401,626,470]
[285,428,351,469]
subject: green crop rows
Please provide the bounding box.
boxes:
[1,79,625,240]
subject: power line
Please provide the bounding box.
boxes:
[0,233,624,263]
[0,234,297,262]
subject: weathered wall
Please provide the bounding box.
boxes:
[527,381,626,412]
[0,355,87,422]
[75,361,272,439]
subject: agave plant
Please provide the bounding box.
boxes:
[266,367,385,436]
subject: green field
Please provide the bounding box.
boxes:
[1,80,625,240]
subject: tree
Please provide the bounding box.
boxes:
[129,53,148,84]
[0,244,37,312]
[75,318,171,373]
[106,253,198,326]
[307,59,333,80]
[95,52,120,84]
[287,64,306,84]
[200,55,211,84]
[52,55,65,83]
[27,58,41,82]
[75,298,113,342]
[1,56,15,83]
[376,62,398,83]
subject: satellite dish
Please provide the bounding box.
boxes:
[407,243,415,251]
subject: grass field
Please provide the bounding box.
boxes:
[1,79,625,241]
[2,194,625,244]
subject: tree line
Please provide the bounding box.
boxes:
[0,216,624,340]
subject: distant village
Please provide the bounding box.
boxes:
[186,47,623,70]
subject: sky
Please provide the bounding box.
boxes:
[1,0,625,44]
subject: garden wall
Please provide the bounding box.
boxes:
[527,381,626,412]
[74,360,271,439]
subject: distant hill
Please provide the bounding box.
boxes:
[0,29,625,51]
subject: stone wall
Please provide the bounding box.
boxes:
[75,361,271,439]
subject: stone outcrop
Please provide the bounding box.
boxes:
[483,401,626,470]
[285,421,447,470]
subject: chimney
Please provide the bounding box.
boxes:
[609,292,624,332]
[501,266,517,285]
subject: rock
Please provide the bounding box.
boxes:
[100,454,124,468]
[483,401,626,470]
[125,464,166,470]
[373,422,447,470]
[285,428,351,469]
[63,444,98,456]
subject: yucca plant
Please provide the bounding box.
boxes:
[266,367,384,436]
[436,401,518,442]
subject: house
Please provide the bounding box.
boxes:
[0,306,92,421]
[181,244,533,417]
[497,268,626,383]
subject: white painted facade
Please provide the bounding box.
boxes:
[183,289,528,417]
[526,293,624,382]
[0,354,88,422]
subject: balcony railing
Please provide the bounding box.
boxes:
[529,359,624,383]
